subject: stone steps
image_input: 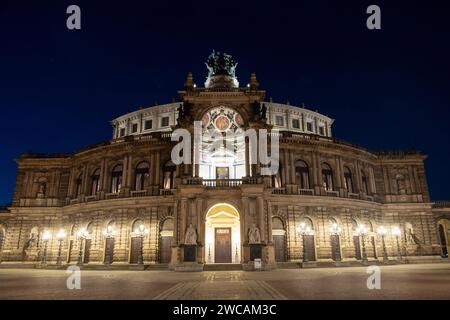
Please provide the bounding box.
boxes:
[203,263,243,271]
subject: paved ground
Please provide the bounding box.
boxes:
[0,263,449,300]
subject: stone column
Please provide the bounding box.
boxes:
[82,164,90,197]
[408,165,416,193]
[280,149,286,186]
[67,168,75,199]
[127,154,133,193]
[301,113,306,132]
[283,149,290,184]
[265,201,276,266]
[355,161,362,194]
[314,117,318,134]
[257,196,265,242]
[170,201,180,267]
[179,198,187,246]
[267,202,273,243]
[289,150,295,186]
[369,166,376,194]
[122,155,128,189]
[196,198,204,263]
[382,167,391,194]
[155,151,161,190]
[335,156,342,189]
[99,158,107,198]
[245,139,251,177]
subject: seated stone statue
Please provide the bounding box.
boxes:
[248,224,261,244]
[184,224,197,245]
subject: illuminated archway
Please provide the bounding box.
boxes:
[205,203,241,263]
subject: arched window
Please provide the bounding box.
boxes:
[361,171,369,194]
[295,160,310,189]
[110,165,123,193]
[321,163,334,191]
[351,218,358,231]
[343,166,354,193]
[85,222,94,236]
[90,168,101,196]
[132,219,145,234]
[134,162,150,191]
[75,173,83,197]
[301,217,314,230]
[163,161,176,189]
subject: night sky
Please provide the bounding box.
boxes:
[1,1,449,205]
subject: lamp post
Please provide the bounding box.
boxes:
[355,225,368,263]
[297,222,313,263]
[56,229,66,267]
[377,226,389,262]
[103,225,117,265]
[76,227,89,266]
[392,226,402,261]
[41,230,52,266]
[134,224,149,265]
[329,223,342,262]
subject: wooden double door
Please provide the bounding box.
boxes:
[160,236,173,263]
[215,228,232,263]
[273,235,286,262]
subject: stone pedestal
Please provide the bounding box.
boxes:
[334,261,351,267]
[301,261,318,268]
[249,244,262,261]
[174,262,204,272]
[169,246,181,270]
[183,245,197,262]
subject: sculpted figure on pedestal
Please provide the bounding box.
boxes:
[248,224,261,244]
[184,224,197,245]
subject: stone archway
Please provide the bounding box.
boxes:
[205,203,241,264]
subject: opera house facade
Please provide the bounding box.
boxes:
[0,51,449,270]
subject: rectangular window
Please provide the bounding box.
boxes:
[161,116,169,127]
[275,116,284,126]
[119,128,126,137]
[306,122,313,132]
[144,119,153,130]
[319,126,325,136]
[292,119,300,129]
[132,123,138,133]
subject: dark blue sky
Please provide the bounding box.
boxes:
[1,0,449,204]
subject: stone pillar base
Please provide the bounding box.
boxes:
[174,262,204,272]
[301,261,318,268]
[242,261,276,271]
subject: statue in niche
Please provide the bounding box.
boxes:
[177,104,184,121]
[260,103,267,120]
[24,227,39,249]
[252,101,261,119]
[248,224,261,244]
[405,222,419,245]
[184,224,197,245]
[396,174,406,195]
[36,182,46,198]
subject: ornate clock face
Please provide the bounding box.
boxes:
[202,107,242,132]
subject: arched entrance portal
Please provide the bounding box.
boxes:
[205,203,241,264]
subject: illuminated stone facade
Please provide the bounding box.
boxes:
[0,54,448,270]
